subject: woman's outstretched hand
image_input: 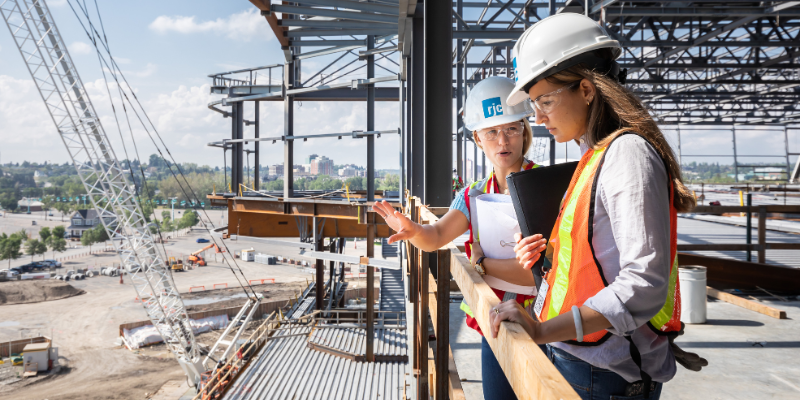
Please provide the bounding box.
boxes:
[513,233,547,270]
[372,200,420,244]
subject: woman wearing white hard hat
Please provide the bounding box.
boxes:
[488,13,707,400]
[373,76,544,400]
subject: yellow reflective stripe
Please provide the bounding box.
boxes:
[650,253,679,330]
[460,300,474,318]
[523,298,536,309]
[547,149,606,320]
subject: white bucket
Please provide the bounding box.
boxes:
[679,266,707,324]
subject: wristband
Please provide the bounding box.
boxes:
[571,305,584,342]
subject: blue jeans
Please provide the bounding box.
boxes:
[481,338,549,400]
[546,345,663,400]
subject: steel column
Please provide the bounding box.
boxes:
[410,15,425,200]
[732,126,739,182]
[424,0,454,207]
[456,0,464,181]
[367,34,376,202]
[232,101,244,193]
[284,63,294,198]
[254,100,260,191]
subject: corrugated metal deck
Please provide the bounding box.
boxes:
[308,327,407,357]
[678,217,800,268]
[222,326,408,400]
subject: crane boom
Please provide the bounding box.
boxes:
[0,0,204,384]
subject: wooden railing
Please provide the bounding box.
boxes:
[405,197,579,400]
[679,205,800,263]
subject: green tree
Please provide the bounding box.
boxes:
[0,194,17,212]
[80,230,96,252]
[25,239,46,262]
[39,226,52,244]
[42,196,55,220]
[177,210,199,229]
[52,225,66,240]
[91,224,109,244]
[379,174,400,191]
[161,210,171,221]
[49,237,67,259]
[0,233,22,268]
[54,201,73,222]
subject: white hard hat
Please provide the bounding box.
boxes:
[507,13,622,106]
[464,76,533,131]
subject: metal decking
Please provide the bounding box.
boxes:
[221,326,408,400]
[380,239,405,322]
[308,327,408,359]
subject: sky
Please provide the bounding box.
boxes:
[0,1,797,171]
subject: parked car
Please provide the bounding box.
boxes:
[41,259,62,268]
[1,269,19,277]
[31,220,37,225]
[18,263,37,273]
[196,238,210,243]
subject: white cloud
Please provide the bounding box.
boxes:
[129,63,157,78]
[68,41,92,55]
[148,9,272,41]
[114,57,132,65]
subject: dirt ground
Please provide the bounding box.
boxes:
[181,281,309,313]
[0,280,85,305]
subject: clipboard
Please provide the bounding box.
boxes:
[505,161,579,277]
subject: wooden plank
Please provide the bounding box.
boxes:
[678,253,800,292]
[412,203,578,400]
[225,211,395,238]
[435,249,450,400]
[707,287,787,319]
[427,271,466,400]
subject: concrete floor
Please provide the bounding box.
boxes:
[449,297,800,400]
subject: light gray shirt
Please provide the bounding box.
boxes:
[551,134,677,383]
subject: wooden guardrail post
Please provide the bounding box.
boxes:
[419,250,430,399]
[435,249,451,400]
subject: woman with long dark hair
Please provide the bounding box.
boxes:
[489,13,706,400]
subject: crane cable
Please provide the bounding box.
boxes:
[67,0,258,298]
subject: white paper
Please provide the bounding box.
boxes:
[476,193,520,260]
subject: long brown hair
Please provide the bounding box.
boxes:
[544,53,696,211]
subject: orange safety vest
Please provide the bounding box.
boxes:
[461,160,539,335]
[536,134,682,344]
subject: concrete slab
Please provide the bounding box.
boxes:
[449,296,800,400]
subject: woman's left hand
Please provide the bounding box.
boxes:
[488,299,539,340]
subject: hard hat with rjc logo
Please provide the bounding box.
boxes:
[463,76,534,132]
[507,13,622,107]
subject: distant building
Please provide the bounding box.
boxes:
[339,166,357,177]
[67,210,116,238]
[268,164,284,177]
[18,198,43,212]
[33,170,47,179]
[311,156,334,176]
[304,154,319,164]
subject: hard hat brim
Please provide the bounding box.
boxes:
[507,40,621,106]
[464,112,531,132]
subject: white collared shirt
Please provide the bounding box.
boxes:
[551,134,676,383]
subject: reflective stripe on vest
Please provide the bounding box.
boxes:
[540,135,682,344]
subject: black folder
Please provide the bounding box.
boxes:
[505,161,579,276]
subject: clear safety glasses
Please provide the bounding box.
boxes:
[477,121,524,141]
[532,81,580,116]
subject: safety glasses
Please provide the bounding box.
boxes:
[477,121,524,141]
[531,81,580,116]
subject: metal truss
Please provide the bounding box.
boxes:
[0,0,203,382]
[448,0,800,127]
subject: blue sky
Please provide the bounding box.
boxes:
[0,0,400,170]
[0,1,797,172]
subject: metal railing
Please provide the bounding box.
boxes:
[208,64,283,88]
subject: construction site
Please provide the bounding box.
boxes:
[1,1,800,399]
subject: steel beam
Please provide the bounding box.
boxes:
[410,15,425,199]
[424,0,454,207]
[270,5,399,24]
